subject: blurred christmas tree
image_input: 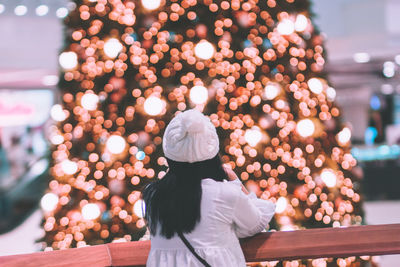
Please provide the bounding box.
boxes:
[41,0,370,265]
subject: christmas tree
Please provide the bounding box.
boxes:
[42,0,369,265]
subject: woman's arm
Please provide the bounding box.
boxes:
[223,165,249,195]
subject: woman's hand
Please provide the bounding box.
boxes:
[223,164,239,181]
[223,165,249,195]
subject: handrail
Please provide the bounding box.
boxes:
[1,224,400,267]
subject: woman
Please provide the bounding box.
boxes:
[143,109,276,267]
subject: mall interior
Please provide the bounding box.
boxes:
[0,0,399,266]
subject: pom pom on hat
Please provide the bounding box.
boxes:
[163,109,219,163]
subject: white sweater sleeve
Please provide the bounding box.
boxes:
[229,179,276,238]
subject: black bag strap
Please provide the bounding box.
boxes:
[177,231,211,267]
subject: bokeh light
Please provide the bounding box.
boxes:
[190,85,208,104]
[81,93,99,111]
[82,203,101,220]
[59,51,78,70]
[144,96,164,116]
[141,0,161,11]
[41,193,59,212]
[106,135,126,154]
[194,40,215,60]
[104,38,123,58]
[296,119,315,137]
[321,169,337,188]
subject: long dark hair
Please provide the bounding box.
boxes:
[143,154,228,239]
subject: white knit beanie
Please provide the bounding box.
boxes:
[162,109,219,163]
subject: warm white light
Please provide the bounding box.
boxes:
[50,104,67,121]
[321,169,337,188]
[141,0,161,11]
[81,93,99,111]
[144,96,163,116]
[295,14,308,32]
[383,61,396,78]
[296,119,315,137]
[50,134,64,145]
[245,127,262,147]
[264,83,280,100]
[41,193,59,212]
[106,135,126,154]
[61,160,78,175]
[275,197,287,214]
[190,85,208,104]
[42,75,59,86]
[0,4,5,14]
[326,87,336,101]
[194,40,215,60]
[82,203,101,220]
[15,5,28,16]
[36,5,49,16]
[56,7,69,18]
[395,55,400,65]
[277,19,295,35]
[338,127,351,144]
[104,38,123,58]
[353,52,370,63]
[307,78,324,94]
[133,200,145,218]
[381,84,394,95]
[59,51,78,70]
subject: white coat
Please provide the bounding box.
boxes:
[146,178,276,267]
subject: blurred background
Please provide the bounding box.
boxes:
[0,0,399,266]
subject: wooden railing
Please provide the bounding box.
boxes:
[2,224,400,267]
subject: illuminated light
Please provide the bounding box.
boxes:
[82,203,101,220]
[61,160,78,175]
[81,93,99,111]
[0,4,5,14]
[56,7,69,18]
[383,61,396,78]
[275,197,287,214]
[395,55,400,65]
[59,51,78,70]
[15,5,28,16]
[36,5,49,16]
[381,84,394,95]
[326,87,336,101]
[307,78,324,94]
[41,193,59,212]
[190,85,208,104]
[144,96,163,116]
[133,200,145,218]
[338,127,351,144]
[364,127,378,145]
[244,127,262,147]
[194,40,215,60]
[141,0,161,11]
[50,134,64,145]
[320,169,337,188]
[42,75,59,86]
[296,119,315,137]
[136,151,146,160]
[370,95,381,110]
[277,19,295,35]
[353,52,370,63]
[106,135,126,154]
[295,14,308,32]
[50,104,66,121]
[104,38,123,58]
[263,83,280,100]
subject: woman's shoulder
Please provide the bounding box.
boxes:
[202,179,242,203]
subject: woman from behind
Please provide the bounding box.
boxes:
[143,109,276,267]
